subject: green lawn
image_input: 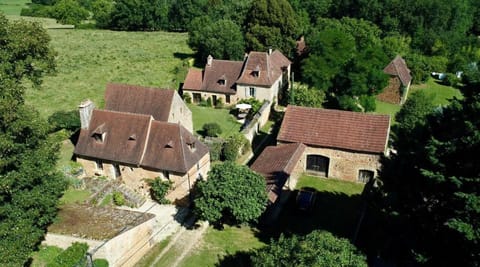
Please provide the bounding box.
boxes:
[59,188,91,205]
[410,77,462,106]
[25,29,192,118]
[264,175,364,239]
[374,100,401,123]
[0,0,30,15]
[135,238,171,267]
[179,225,265,267]
[188,104,242,138]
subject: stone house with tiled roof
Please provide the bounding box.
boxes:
[377,55,412,104]
[182,49,291,106]
[74,85,209,203]
[276,105,390,183]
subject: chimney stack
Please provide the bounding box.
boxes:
[207,55,213,66]
[268,48,272,55]
[79,99,95,129]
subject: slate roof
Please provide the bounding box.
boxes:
[277,106,390,154]
[383,55,412,86]
[183,60,243,94]
[75,110,208,173]
[104,83,175,121]
[251,143,306,203]
[237,50,291,86]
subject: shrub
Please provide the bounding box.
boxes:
[183,93,192,104]
[20,4,53,17]
[48,109,80,132]
[204,138,224,161]
[215,98,224,108]
[206,97,212,107]
[112,192,125,206]
[222,133,249,161]
[148,178,172,204]
[93,259,109,267]
[442,73,460,86]
[202,122,222,137]
[48,242,88,267]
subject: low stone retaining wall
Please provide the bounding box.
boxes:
[241,101,271,143]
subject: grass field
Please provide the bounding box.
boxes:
[0,0,30,15]
[25,29,192,118]
[188,104,242,138]
[177,226,264,267]
[410,77,462,106]
[296,175,365,196]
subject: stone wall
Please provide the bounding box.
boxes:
[77,153,210,203]
[241,101,271,143]
[168,92,193,133]
[43,215,156,267]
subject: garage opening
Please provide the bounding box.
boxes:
[306,155,329,177]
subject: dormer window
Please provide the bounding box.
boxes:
[252,65,260,77]
[165,140,174,148]
[218,79,226,85]
[91,123,106,143]
[187,141,196,151]
[128,134,137,141]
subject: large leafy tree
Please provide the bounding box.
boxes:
[373,69,480,265]
[245,0,299,56]
[51,0,89,26]
[251,231,367,267]
[193,162,267,225]
[109,0,171,31]
[302,18,389,112]
[188,18,245,61]
[0,15,67,265]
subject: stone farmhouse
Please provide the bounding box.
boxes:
[274,105,390,184]
[377,55,412,104]
[182,49,291,106]
[74,84,210,203]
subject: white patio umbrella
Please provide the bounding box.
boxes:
[235,103,252,109]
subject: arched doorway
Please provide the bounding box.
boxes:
[306,155,329,177]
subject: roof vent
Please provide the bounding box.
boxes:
[165,140,174,148]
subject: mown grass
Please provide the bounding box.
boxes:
[264,175,365,239]
[179,225,265,267]
[0,0,30,15]
[59,188,91,205]
[25,29,192,118]
[30,245,63,267]
[410,77,462,106]
[296,175,364,196]
[187,104,241,138]
[374,100,401,124]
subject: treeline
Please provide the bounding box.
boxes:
[22,0,480,111]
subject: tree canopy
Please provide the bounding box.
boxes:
[373,71,480,265]
[0,15,67,265]
[193,161,267,225]
[251,231,367,267]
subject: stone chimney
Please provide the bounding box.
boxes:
[268,48,272,55]
[79,99,95,129]
[207,55,213,66]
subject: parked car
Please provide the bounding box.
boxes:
[296,188,316,211]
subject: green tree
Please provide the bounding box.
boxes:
[168,0,207,31]
[245,0,299,56]
[193,162,267,225]
[288,83,325,108]
[251,231,367,267]
[109,0,171,31]
[373,70,480,265]
[188,18,245,61]
[0,15,67,266]
[91,0,113,28]
[51,0,89,26]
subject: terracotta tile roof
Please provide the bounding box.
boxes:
[383,55,412,86]
[75,110,209,173]
[183,60,243,94]
[104,83,175,121]
[141,121,209,173]
[74,110,152,165]
[183,69,203,90]
[236,50,291,86]
[277,106,390,154]
[251,143,306,203]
